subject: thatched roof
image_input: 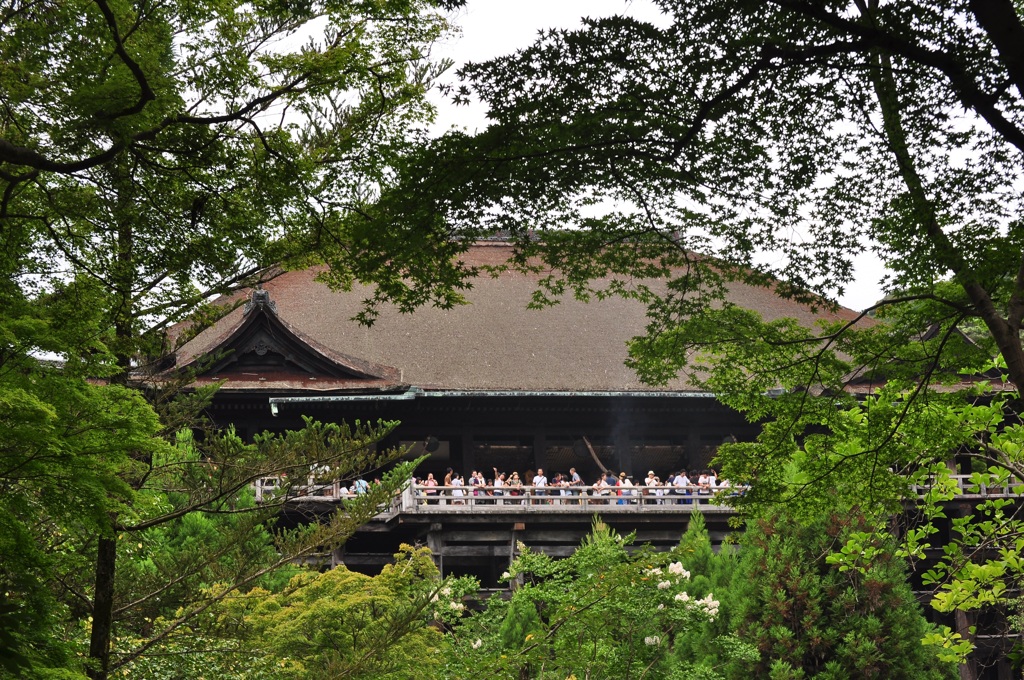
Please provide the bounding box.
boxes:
[171,242,864,393]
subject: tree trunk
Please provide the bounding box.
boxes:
[863,18,1024,392]
[963,280,1024,391]
[956,609,978,680]
[86,536,117,680]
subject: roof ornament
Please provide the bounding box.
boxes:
[244,287,277,316]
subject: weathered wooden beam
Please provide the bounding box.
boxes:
[440,546,515,557]
[440,530,515,542]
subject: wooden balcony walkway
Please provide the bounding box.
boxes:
[259,474,1024,584]
[256,474,1023,518]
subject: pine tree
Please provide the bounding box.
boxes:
[729,506,955,679]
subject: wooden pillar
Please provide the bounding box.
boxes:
[427,523,444,577]
[532,429,548,475]
[687,427,702,473]
[615,427,632,477]
[460,431,475,475]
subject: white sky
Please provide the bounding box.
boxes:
[428,1,888,313]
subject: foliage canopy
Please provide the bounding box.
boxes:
[376,0,1024,389]
[368,0,1024,667]
[0,0,466,676]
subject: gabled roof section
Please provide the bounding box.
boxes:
[171,243,871,393]
[173,288,402,391]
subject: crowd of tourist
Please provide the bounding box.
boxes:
[257,466,740,507]
[410,466,735,505]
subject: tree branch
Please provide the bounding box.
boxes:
[1008,253,1024,333]
[969,0,1024,101]
[107,482,402,672]
[0,71,308,174]
[91,0,156,119]
[861,12,1024,389]
[775,0,1024,156]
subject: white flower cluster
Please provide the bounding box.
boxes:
[647,562,689,580]
[699,594,720,619]
[673,591,719,620]
[472,638,483,649]
[667,562,690,579]
[647,561,691,600]
[644,635,661,646]
[430,585,465,617]
[430,586,452,602]
[671,593,720,618]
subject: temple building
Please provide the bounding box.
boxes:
[167,241,864,580]
[165,243,1016,675]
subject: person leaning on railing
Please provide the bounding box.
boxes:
[422,473,438,502]
[508,472,523,498]
[532,469,548,503]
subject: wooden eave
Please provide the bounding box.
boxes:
[170,291,402,389]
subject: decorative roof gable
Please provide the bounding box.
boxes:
[175,289,402,388]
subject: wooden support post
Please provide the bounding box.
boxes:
[956,609,977,680]
[461,431,475,476]
[687,427,701,472]
[462,432,473,475]
[427,523,444,577]
[615,428,632,477]
[533,430,547,474]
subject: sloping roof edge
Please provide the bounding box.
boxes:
[172,288,402,383]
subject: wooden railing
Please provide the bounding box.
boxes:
[255,473,1024,513]
[254,479,744,511]
[908,474,1024,498]
[400,484,743,511]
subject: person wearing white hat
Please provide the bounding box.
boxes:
[644,470,657,505]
